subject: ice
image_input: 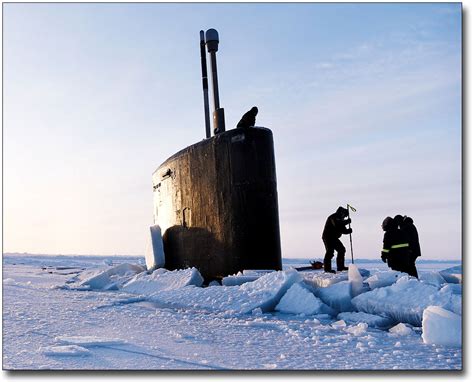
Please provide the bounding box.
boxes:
[122,267,203,294]
[337,312,395,329]
[145,225,165,270]
[352,276,461,326]
[222,275,259,286]
[418,271,446,288]
[348,264,367,296]
[76,263,145,290]
[149,269,302,314]
[317,281,354,313]
[345,322,368,336]
[302,272,348,288]
[389,323,412,336]
[440,284,462,295]
[439,265,462,284]
[56,336,127,347]
[365,271,403,289]
[41,345,91,357]
[422,306,461,347]
[275,282,334,315]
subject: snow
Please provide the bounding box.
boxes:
[2,254,462,370]
[122,267,203,294]
[421,306,462,347]
[352,276,462,326]
[389,323,413,336]
[275,282,334,315]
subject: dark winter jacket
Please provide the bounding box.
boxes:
[322,207,352,241]
[237,107,258,128]
[400,217,421,258]
[381,221,411,272]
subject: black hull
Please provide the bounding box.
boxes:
[152,127,282,281]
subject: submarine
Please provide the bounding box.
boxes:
[149,29,282,282]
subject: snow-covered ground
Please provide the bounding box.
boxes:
[2,254,462,370]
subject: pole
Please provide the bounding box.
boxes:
[347,204,356,264]
[200,31,211,139]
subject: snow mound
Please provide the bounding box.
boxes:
[422,306,461,347]
[275,282,334,315]
[122,267,203,294]
[418,271,446,288]
[56,336,127,347]
[41,345,91,357]
[439,265,462,284]
[337,312,395,329]
[318,281,354,313]
[149,269,302,314]
[352,276,461,326]
[76,263,145,290]
[365,271,403,289]
[389,323,412,336]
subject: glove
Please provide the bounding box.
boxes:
[347,228,353,234]
[346,218,352,225]
[381,254,387,263]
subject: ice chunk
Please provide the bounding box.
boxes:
[331,320,347,329]
[439,265,462,284]
[337,312,395,329]
[145,225,165,270]
[389,323,412,336]
[41,345,91,357]
[440,284,462,295]
[318,281,354,313]
[365,271,403,289]
[78,263,145,290]
[345,322,368,336]
[418,271,446,288]
[56,336,127,347]
[348,264,366,296]
[149,269,302,314]
[275,282,335,315]
[422,306,461,347]
[352,276,461,326]
[222,275,260,286]
[122,267,203,294]
[302,272,348,289]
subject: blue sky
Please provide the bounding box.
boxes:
[3,3,462,259]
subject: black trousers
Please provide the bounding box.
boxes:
[323,238,346,271]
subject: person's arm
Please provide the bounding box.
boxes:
[381,234,391,262]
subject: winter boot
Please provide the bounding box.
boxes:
[336,256,348,272]
[324,258,335,273]
[337,266,349,272]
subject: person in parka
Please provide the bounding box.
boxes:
[381,216,413,276]
[236,106,258,128]
[395,215,420,278]
[322,206,352,273]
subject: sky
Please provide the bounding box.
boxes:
[2,3,462,260]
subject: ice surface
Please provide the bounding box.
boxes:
[145,225,165,270]
[122,267,203,294]
[365,271,403,289]
[275,282,334,315]
[76,263,145,290]
[337,312,395,329]
[302,271,348,288]
[439,265,462,284]
[418,271,446,288]
[352,276,461,326]
[149,269,302,314]
[422,306,461,347]
[41,345,91,357]
[317,281,354,313]
[440,284,462,295]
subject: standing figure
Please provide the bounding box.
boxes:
[399,215,420,278]
[236,106,258,128]
[322,206,352,273]
[381,216,413,276]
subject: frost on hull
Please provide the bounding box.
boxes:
[153,127,282,281]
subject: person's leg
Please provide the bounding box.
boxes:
[323,239,335,272]
[334,239,347,271]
